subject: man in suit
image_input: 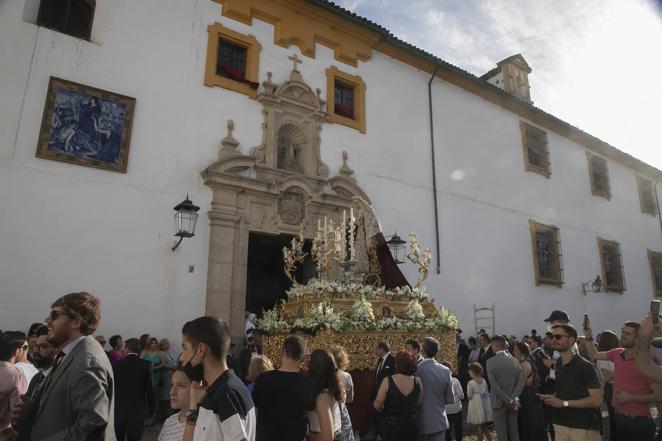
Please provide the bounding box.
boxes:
[112,338,154,441]
[416,337,455,441]
[24,326,57,400]
[370,340,395,440]
[14,325,57,441]
[478,334,494,384]
[113,338,156,441]
[24,292,114,441]
[371,340,395,400]
[486,335,524,441]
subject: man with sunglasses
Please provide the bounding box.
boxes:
[13,333,38,386]
[539,324,602,441]
[22,292,114,441]
[0,331,29,435]
[582,320,662,441]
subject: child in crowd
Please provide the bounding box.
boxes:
[466,362,492,441]
[442,361,464,441]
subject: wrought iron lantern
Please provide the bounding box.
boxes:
[582,275,603,295]
[172,195,200,251]
[386,232,407,265]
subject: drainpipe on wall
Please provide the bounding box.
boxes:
[428,65,441,274]
[655,182,662,238]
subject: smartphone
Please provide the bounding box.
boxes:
[583,313,589,330]
[651,300,661,324]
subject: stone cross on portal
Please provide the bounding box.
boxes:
[288,54,302,72]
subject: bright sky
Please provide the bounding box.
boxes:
[335,0,662,170]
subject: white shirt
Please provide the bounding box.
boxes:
[376,353,390,377]
[158,413,185,441]
[15,362,39,384]
[445,377,464,414]
[61,336,86,358]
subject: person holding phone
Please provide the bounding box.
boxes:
[538,324,603,441]
[636,313,662,384]
[582,319,662,441]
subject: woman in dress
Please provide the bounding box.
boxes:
[373,350,423,441]
[466,362,491,441]
[157,367,191,441]
[513,342,546,441]
[141,337,165,426]
[329,345,355,441]
[245,354,273,393]
[306,349,343,441]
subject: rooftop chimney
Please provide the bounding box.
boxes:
[480,54,532,103]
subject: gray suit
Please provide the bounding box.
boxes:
[486,351,524,441]
[416,358,454,440]
[30,336,115,441]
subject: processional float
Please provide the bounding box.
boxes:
[257,197,459,370]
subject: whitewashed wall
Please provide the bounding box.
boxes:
[1,0,660,347]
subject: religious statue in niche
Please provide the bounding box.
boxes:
[278,141,302,172]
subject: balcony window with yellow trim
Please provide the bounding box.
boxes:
[326,66,366,133]
[204,23,261,99]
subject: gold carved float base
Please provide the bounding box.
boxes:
[263,330,457,371]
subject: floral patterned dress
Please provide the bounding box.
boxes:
[339,371,355,441]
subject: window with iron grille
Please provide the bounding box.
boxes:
[649,250,662,297]
[216,39,248,81]
[637,176,658,216]
[334,80,355,120]
[588,154,611,199]
[598,238,625,292]
[520,122,551,178]
[530,221,563,286]
[37,0,95,41]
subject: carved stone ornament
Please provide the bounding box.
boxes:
[249,55,329,178]
[277,190,305,225]
[200,53,374,336]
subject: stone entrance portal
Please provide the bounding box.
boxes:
[201,63,370,335]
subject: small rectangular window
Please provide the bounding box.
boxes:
[334,80,355,120]
[637,176,658,216]
[587,154,611,199]
[598,238,625,292]
[37,0,95,41]
[529,220,563,286]
[520,122,551,178]
[648,250,662,297]
[216,39,248,81]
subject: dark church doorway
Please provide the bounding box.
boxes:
[245,231,316,315]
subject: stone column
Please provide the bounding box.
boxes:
[205,206,249,337]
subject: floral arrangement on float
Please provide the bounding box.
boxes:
[257,209,459,336]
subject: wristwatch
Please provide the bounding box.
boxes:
[563,401,570,408]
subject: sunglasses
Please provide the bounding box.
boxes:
[552,334,569,341]
[48,310,71,322]
[21,344,28,351]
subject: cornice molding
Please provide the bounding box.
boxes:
[213,0,380,67]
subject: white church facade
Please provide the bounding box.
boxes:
[1,0,661,343]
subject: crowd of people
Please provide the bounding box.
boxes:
[3,294,662,441]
